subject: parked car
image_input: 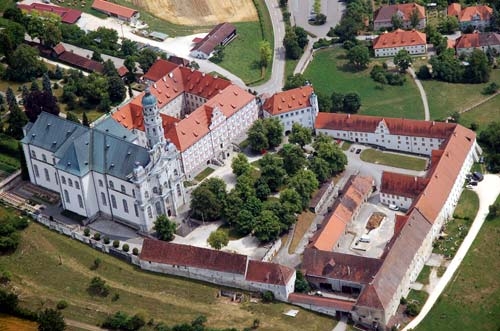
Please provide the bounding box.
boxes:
[472,172,483,182]
[465,184,473,189]
[388,204,399,211]
[469,181,478,186]
[355,149,362,154]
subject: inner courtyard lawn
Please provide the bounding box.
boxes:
[360,149,427,171]
[304,48,424,120]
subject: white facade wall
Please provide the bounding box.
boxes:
[25,145,60,192]
[81,173,100,217]
[456,44,500,56]
[226,100,259,141]
[352,306,385,327]
[58,170,87,216]
[245,272,296,301]
[159,94,185,119]
[181,133,215,177]
[374,43,427,57]
[265,107,316,132]
[105,175,141,227]
[374,18,426,31]
[380,193,413,210]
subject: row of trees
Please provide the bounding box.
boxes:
[283,26,309,60]
[330,0,371,42]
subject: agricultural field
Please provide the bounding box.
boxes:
[304,48,424,119]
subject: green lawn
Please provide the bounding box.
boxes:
[407,289,429,307]
[304,48,424,119]
[285,59,300,81]
[416,196,500,331]
[433,189,479,258]
[416,265,432,285]
[0,221,336,331]
[421,69,500,120]
[341,141,352,151]
[194,167,215,182]
[359,149,427,171]
[459,94,500,132]
[218,0,274,86]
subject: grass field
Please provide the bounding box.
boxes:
[459,94,500,132]
[194,167,215,182]
[360,149,427,171]
[421,69,500,120]
[304,48,424,119]
[288,211,315,254]
[416,265,431,285]
[416,196,500,331]
[0,221,336,331]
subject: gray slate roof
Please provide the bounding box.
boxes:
[23,112,150,179]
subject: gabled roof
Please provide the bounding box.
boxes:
[191,22,236,56]
[458,5,492,23]
[140,238,248,275]
[117,66,129,77]
[380,172,429,199]
[143,59,179,82]
[303,248,382,284]
[263,86,314,115]
[94,116,137,142]
[245,260,295,285]
[17,3,82,24]
[455,32,500,49]
[373,29,426,49]
[91,0,137,18]
[374,3,425,22]
[52,43,66,56]
[447,3,461,17]
[58,51,104,73]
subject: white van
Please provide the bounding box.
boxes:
[389,204,399,211]
[359,235,370,243]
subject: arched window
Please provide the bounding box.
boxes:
[134,204,139,217]
[123,199,129,213]
[111,195,117,209]
[34,165,39,178]
[153,187,158,194]
[61,176,66,184]
[147,206,152,218]
[75,181,80,189]
[121,185,126,193]
[176,183,182,197]
[98,179,103,187]
[44,168,50,182]
[31,150,36,158]
[145,191,149,199]
[64,190,70,203]
[109,181,114,189]
[101,192,107,206]
[77,195,83,208]
[68,178,73,187]
[155,201,162,215]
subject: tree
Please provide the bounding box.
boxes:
[30,80,40,92]
[394,49,413,73]
[232,153,251,176]
[308,156,331,183]
[279,188,303,214]
[254,210,282,242]
[235,209,255,235]
[437,16,459,34]
[316,92,332,112]
[259,40,272,68]
[288,170,319,209]
[314,134,348,174]
[223,190,244,225]
[410,8,420,29]
[24,90,60,122]
[259,154,286,192]
[38,308,65,331]
[42,72,52,95]
[6,104,27,139]
[82,112,90,127]
[107,75,126,103]
[264,117,284,148]
[207,230,229,250]
[279,0,288,8]
[295,270,311,293]
[342,92,361,113]
[87,276,109,297]
[121,39,138,57]
[137,48,158,73]
[288,123,312,148]
[279,143,306,175]
[294,26,309,49]
[464,49,490,84]
[330,91,344,112]
[284,73,307,90]
[283,28,302,60]
[66,111,80,123]
[347,45,370,70]
[479,121,500,172]
[210,45,225,63]
[154,215,177,241]
[391,14,403,29]
[5,44,47,82]
[190,178,227,221]
[248,120,269,152]
[5,87,16,108]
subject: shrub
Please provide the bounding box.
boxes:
[400,296,407,305]
[417,65,431,80]
[93,232,101,241]
[132,247,139,255]
[103,236,110,244]
[56,300,68,310]
[482,82,499,95]
[112,240,120,248]
[122,244,129,252]
[405,302,420,316]
[262,291,274,303]
[90,258,101,271]
[88,277,109,297]
[83,228,90,237]
[111,293,120,302]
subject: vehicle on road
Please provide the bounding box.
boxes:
[355,149,362,154]
[388,204,399,211]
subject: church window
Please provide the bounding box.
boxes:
[123,199,129,213]
[111,195,117,209]
[109,181,114,189]
[64,190,70,203]
[121,185,126,193]
[176,183,182,197]
[77,195,83,208]
[98,179,103,187]
[147,206,152,218]
[61,176,65,184]
[145,191,149,199]
[42,154,47,162]
[134,204,139,217]
[55,174,58,185]
[173,169,178,176]
[68,178,73,187]
[34,165,39,177]
[132,189,135,198]
[153,187,158,194]
[101,192,107,206]
[155,201,162,215]
[75,181,80,190]
[44,168,50,182]
[31,150,36,158]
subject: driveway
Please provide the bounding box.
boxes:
[403,174,500,330]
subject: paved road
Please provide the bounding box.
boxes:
[403,174,500,330]
[408,68,430,120]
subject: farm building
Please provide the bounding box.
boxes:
[17,2,82,24]
[190,22,237,59]
[92,0,139,23]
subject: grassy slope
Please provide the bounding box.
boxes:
[421,69,500,120]
[304,48,424,119]
[359,149,427,171]
[416,196,500,331]
[0,222,335,331]
[459,94,500,132]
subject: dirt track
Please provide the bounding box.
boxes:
[130,0,258,26]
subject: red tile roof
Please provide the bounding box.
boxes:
[458,5,492,23]
[17,3,82,24]
[263,86,314,115]
[117,66,129,77]
[140,238,248,275]
[311,176,373,251]
[373,29,426,49]
[315,113,456,139]
[302,249,382,284]
[52,43,66,56]
[91,0,137,18]
[245,260,295,285]
[289,293,355,311]
[374,3,426,22]
[447,3,461,17]
[143,59,179,82]
[380,172,429,199]
[58,51,104,73]
[191,22,237,56]
[455,32,500,50]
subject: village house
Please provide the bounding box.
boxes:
[91,0,139,24]
[190,22,237,59]
[112,61,259,177]
[262,85,319,133]
[447,3,493,31]
[454,32,500,56]
[17,2,82,24]
[373,3,426,30]
[372,29,427,57]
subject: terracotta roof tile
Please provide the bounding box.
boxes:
[191,23,236,56]
[140,238,248,274]
[245,260,295,285]
[91,0,137,18]
[117,66,129,77]
[447,3,461,17]
[380,172,429,199]
[52,43,66,56]
[143,59,179,82]
[373,29,426,49]
[18,3,82,24]
[458,5,492,22]
[374,3,426,22]
[263,86,314,115]
[58,51,104,73]
[455,32,500,50]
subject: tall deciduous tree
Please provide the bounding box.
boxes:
[259,40,272,68]
[410,9,420,29]
[5,44,47,82]
[137,48,158,73]
[391,14,403,29]
[288,123,312,148]
[38,308,66,331]
[279,143,306,175]
[254,210,281,242]
[343,92,361,113]
[347,45,370,70]
[288,169,319,209]
[154,215,177,241]
[190,178,227,221]
[24,90,59,122]
[394,49,413,73]
[231,153,251,177]
[207,229,229,250]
